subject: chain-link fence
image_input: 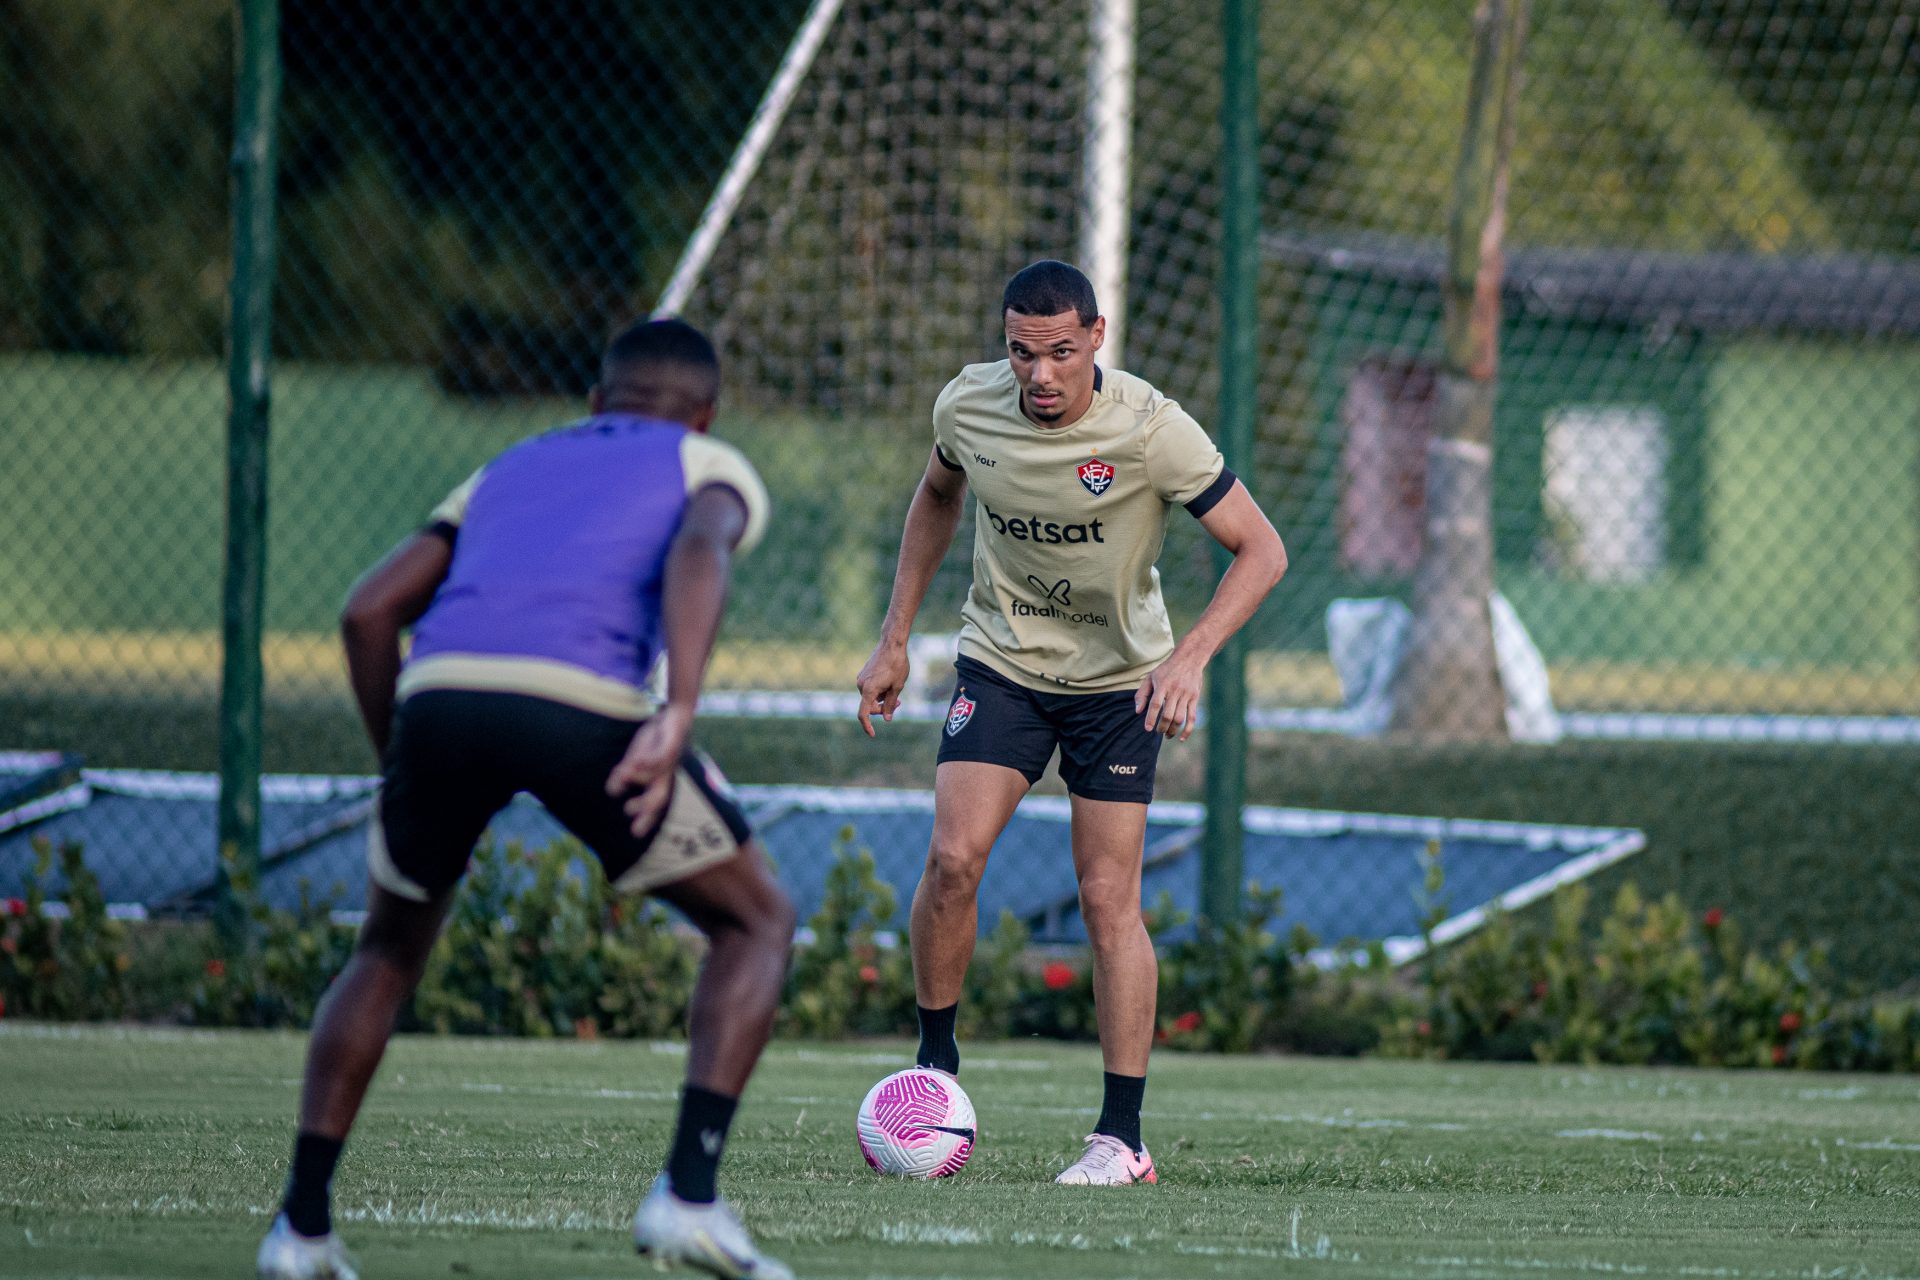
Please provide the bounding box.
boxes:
[2,2,1917,971]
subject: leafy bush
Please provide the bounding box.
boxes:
[1383,873,1920,1072]
[190,852,357,1029]
[0,840,130,1021]
[15,828,1914,1075]
[411,840,697,1039]
[779,831,913,1039]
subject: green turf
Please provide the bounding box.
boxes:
[2,1026,1916,1280]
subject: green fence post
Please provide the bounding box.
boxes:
[216,0,281,949]
[1202,0,1258,928]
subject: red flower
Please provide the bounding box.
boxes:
[1416,1020,1433,1038]
[858,964,880,984]
[1531,980,1549,1000]
[1702,907,1725,929]
[0,937,15,955]
[1779,1011,1802,1034]
[204,958,226,979]
[1153,1027,1169,1044]
[1770,1044,1787,1066]
[1172,1011,1203,1034]
[2,898,24,918]
[1042,961,1075,991]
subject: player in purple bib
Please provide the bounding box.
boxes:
[258,320,798,1280]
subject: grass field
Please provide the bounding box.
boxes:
[3,1025,1917,1280]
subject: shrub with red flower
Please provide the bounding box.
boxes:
[1779,1011,1802,1034]
[1702,907,1725,930]
[858,964,880,984]
[204,958,226,979]
[1171,1011,1203,1034]
[1041,961,1075,991]
[1770,1044,1787,1066]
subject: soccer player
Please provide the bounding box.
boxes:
[257,319,798,1280]
[855,261,1287,1186]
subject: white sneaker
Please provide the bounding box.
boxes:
[1054,1133,1158,1185]
[256,1212,359,1280]
[633,1175,794,1279]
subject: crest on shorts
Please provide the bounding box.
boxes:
[946,689,976,737]
[1077,457,1116,496]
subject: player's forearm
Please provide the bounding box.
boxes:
[340,616,404,760]
[1176,538,1288,664]
[660,528,734,710]
[877,480,964,647]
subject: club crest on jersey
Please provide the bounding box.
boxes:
[1077,457,1116,496]
[946,690,976,737]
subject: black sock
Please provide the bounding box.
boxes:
[916,1002,960,1075]
[1093,1072,1147,1154]
[665,1085,738,1204]
[281,1132,344,1238]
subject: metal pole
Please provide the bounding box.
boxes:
[216,0,281,947]
[1201,0,1258,928]
[653,0,846,318]
[1080,0,1136,368]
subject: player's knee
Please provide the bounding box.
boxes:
[1078,878,1143,944]
[924,835,989,899]
[351,929,433,987]
[758,882,799,949]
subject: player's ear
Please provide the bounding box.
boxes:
[689,402,718,434]
[588,384,606,414]
[1090,315,1106,352]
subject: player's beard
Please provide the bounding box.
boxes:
[1025,388,1064,420]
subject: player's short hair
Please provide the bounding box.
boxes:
[601,318,721,403]
[1003,260,1099,327]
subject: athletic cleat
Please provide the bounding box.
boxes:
[1053,1133,1157,1185]
[256,1212,359,1280]
[633,1175,794,1279]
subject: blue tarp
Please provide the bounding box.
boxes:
[0,764,1642,950]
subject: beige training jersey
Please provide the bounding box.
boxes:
[933,361,1231,694]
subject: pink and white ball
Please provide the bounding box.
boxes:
[855,1068,976,1178]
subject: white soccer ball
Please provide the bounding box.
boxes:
[855,1068,975,1178]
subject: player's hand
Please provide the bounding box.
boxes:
[1136,651,1206,741]
[606,703,695,836]
[856,641,910,737]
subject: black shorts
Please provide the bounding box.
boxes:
[935,656,1162,803]
[370,689,752,902]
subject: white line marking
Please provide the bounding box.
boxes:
[1557,1128,1665,1141]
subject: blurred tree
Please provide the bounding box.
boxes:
[1667,0,1920,255]
[0,0,230,356]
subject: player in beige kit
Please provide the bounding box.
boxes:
[857,261,1288,1184]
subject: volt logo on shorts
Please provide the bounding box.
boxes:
[1108,764,1138,775]
[1077,457,1116,496]
[983,504,1105,545]
[947,690,976,736]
